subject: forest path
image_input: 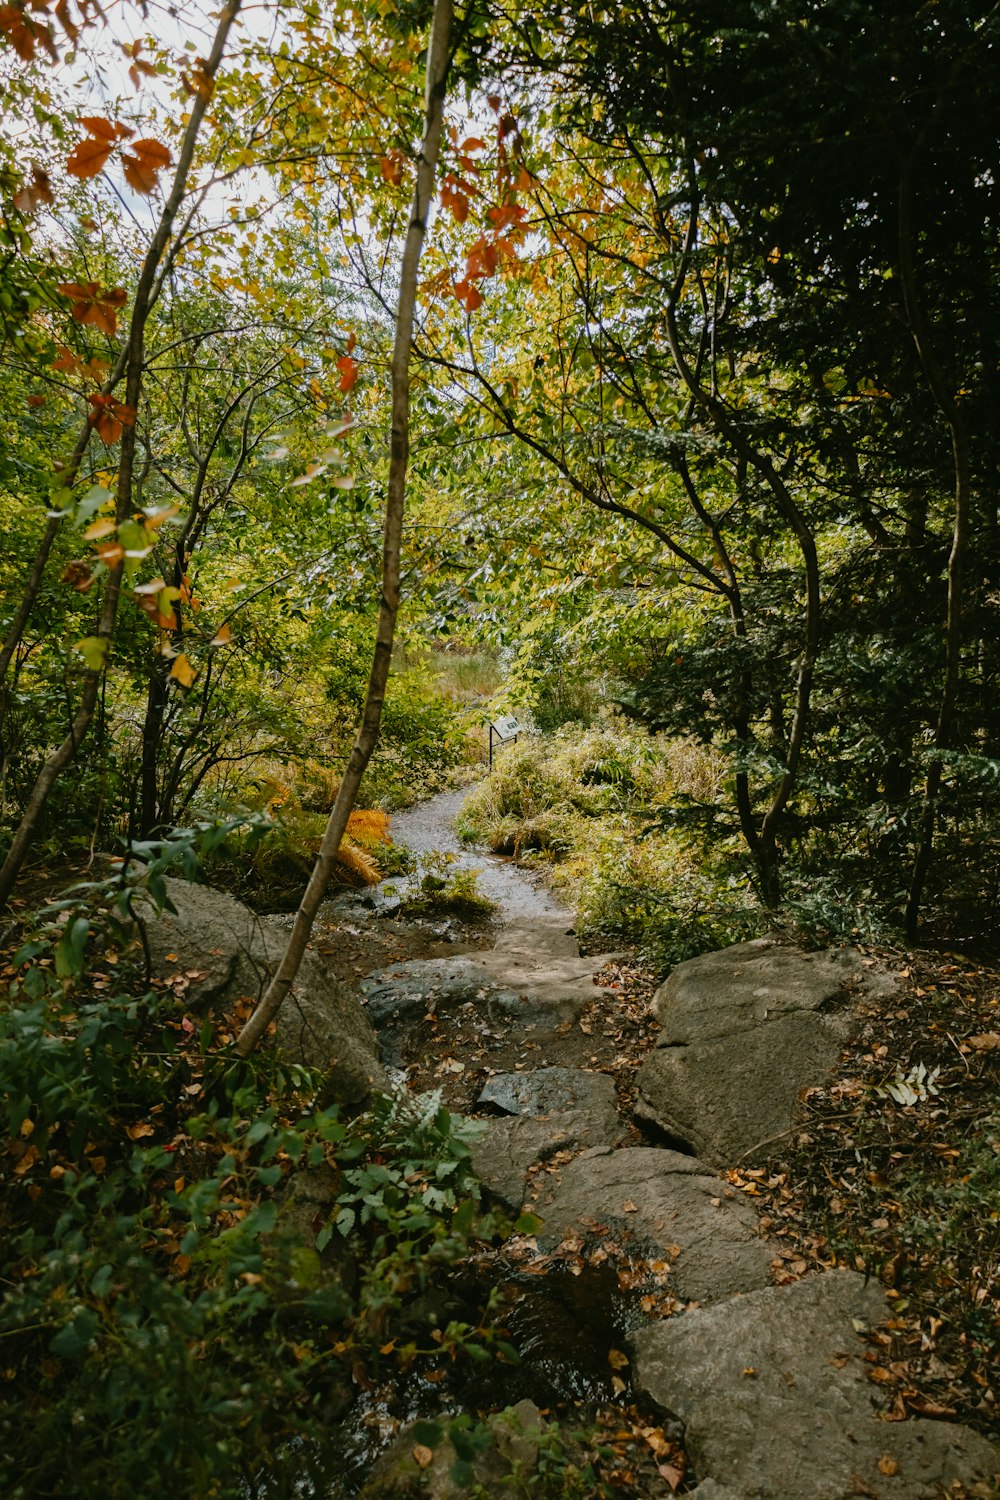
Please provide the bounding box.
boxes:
[387,785,563,921]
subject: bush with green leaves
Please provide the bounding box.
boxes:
[0,862,504,1500]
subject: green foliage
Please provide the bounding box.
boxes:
[397,851,497,922]
[0,881,503,1500]
[458,719,758,967]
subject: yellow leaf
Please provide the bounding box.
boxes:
[607,1348,630,1369]
[84,518,118,540]
[210,623,232,646]
[170,653,196,688]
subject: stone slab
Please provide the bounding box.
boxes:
[631,1270,999,1500]
[532,1146,771,1303]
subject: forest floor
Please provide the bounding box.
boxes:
[305,803,999,1494]
[3,821,997,1495]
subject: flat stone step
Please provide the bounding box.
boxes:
[630,1270,999,1500]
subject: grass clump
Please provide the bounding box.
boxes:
[456,716,759,969]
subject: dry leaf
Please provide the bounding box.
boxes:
[412,1445,433,1469]
[877,1456,899,1476]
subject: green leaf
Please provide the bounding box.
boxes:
[74,636,109,672]
[513,1211,544,1235]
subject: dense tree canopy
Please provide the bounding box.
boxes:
[2,0,998,926]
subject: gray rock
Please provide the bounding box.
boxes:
[140,877,383,1104]
[686,1485,745,1500]
[631,1270,999,1500]
[361,957,504,1024]
[478,1067,616,1117]
[360,1400,547,1498]
[532,1146,771,1303]
[468,1109,620,1211]
[492,916,581,958]
[635,939,888,1165]
[470,945,618,1024]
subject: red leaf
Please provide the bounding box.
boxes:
[336,354,358,393]
[67,136,114,179]
[57,281,127,335]
[122,137,172,194]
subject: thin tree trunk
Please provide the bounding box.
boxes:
[0,0,242,907]
[899,166,971,938]
[0,348,129,709]
[236,0,454,1055]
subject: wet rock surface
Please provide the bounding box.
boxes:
[631,1270,999,1500]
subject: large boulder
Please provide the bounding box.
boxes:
[635,938,891,1165]
[631,1270,999,1500]
[531,1145,771,1304]
[140,877,384,1104]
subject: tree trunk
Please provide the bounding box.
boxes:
[0,0,242,907]
[898,166,971,939]
[236,0,454,1055]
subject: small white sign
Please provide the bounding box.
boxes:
[491,714,522,741]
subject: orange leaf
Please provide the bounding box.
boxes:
[209,622,231,646]
[14,1144,40,1176]
[453,279,483,312]
[67,136,114,179]
[336,354,358,393]
[380,152,404,186]
[61,559,94,592]
[78,116,131,142]
[0,6,55,62]
[58,281,127,336]
[122,138,172,195]
[126,1122,155,1140]
[52,344,82,374]
[86,393,134,444]
[170,653,196,688]
[26,393,46,407]
[13,166,54,214]
[346,329,356,354]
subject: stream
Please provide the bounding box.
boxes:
[386,787,564,922]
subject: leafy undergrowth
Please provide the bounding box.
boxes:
[0,868,512,1500]
[456,717,763,969]
[730,948,1000,1450]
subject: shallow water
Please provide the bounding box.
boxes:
[387,787,563,923]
